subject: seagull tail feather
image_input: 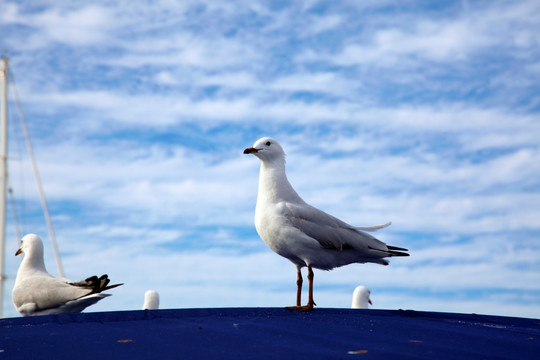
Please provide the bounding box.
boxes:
[81,274,123,294]
[387,245,409,257]
[368,245,409,257]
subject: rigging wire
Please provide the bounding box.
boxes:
[7,67,64,277]
[7,83,26,244]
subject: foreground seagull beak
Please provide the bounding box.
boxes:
[243,147,259,154]
[369,299,373,305]
[15,248,23,256]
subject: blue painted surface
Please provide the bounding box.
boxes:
[1,308,539,359]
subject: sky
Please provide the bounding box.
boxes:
[0,0,539,319]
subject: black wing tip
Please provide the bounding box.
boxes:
[81,274,123,293]
[387,245,409,257]
[387,245,409,252]
[389,251,410,257]
[103,283,124,291]
[368,245,410,258]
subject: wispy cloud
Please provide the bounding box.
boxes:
[1,4,117,49]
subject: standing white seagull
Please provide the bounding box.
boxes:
[244,137,408,311]
[12,234,123,316]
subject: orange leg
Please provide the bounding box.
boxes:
[295,266,303,306]
[306,265,315,309]
[286,265,315,312]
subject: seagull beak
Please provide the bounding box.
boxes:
[243,147,259,154]
[15,248,23,256]
[368,299,372,305]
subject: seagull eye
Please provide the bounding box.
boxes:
[266,141,271,146]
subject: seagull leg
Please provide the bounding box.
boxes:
[286,265,315,312]
[306,265,315,310]
[295,265,303,306]
[286,265,303,310]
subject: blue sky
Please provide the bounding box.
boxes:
[1,0,539,318]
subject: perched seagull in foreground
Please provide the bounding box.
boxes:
[244,137,409,311]
[142,290,160,310]
[351,285,372,309]
[12,234,123,316]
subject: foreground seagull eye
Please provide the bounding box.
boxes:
[266,141,271,146]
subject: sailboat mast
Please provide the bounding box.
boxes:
[0,56,9,318]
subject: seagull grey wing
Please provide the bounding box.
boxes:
[281,202,388,252]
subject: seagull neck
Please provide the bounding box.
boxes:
[21,250,48,273]
[258,161,302,203]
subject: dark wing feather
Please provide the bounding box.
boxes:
[69,274,123,296]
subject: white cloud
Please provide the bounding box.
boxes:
[109,32,262,70]
[199,72,258,89]
[268,72,357,96]
[303,14,343,36]
[298,0,540,69]
[333,21,482,66]
[153,71,179,85]
[1,3,116,48]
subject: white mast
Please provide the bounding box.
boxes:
[0,56,8,318]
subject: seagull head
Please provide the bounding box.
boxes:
[352,285,372,308]
[143,290,160,310]
[243,137,286,164]
[15,233,44,257]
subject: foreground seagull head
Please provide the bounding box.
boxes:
[243,137,286,163]
[351,285,372,309]
[12,234,123,316]
[244,137,409,311]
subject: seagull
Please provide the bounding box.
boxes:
[244,137,409,311]
[351,286,372,309]
[142,290,160,310]
[12,233,123,316]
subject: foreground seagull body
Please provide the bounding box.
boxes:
[142,290,160,310]
[12,234,123,316]
[352,285,372,309]
[244,137,408,311]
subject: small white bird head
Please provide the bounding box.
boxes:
[243,137,286,164]
[352,286,372,309]
[15,234,44,257]
[142,290,160,310]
